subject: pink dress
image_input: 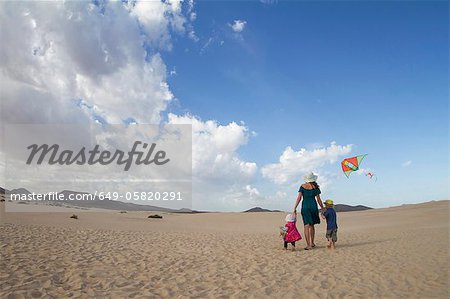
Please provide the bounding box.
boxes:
[284,221,302,242]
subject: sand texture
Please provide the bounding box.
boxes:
[1,200,449,298]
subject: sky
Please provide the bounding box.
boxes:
[0,0,448,211]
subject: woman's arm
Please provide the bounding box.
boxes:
[293,192,303,212]
[316,194,324,209]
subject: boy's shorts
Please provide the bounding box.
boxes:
[326,229,337,242]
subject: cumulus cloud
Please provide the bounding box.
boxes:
[229,20,247,33]
[0,1,197,196]
[0,1,300,211]
[128,0,195,50]
[0,1,187,126]
[167,113,259,210]
[245,185,260,198]
[167,113,257,181]
[261,142,352,185]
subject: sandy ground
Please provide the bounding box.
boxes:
[0,200,449,298]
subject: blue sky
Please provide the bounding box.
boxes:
[162,1,448,208]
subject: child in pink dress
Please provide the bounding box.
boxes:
[283,213,302,250]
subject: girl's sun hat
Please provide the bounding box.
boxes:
[303,172,318,183]
[324,199,334,206]
[285,213,296,222]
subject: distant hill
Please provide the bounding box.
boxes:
[243,205,372,213]
[243,207,282,213]
[0,187,5,194]
[334,204,372,212]
[8,188,30,195]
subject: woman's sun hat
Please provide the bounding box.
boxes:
[303,172,318,183]
[285,213,296,222]
[324,199,334,206]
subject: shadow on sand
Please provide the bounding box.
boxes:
[334,238,394,249]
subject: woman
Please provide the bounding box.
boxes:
[293,172,324,250]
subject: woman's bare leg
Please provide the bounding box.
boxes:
[311,225,315,247]
[304,225,312,249]
[304,225,310,248]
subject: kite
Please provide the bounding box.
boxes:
[365,172,377,181]
[341,154,367,178]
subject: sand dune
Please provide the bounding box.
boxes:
[0,200,449,298]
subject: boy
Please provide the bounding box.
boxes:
[322,199,338,249]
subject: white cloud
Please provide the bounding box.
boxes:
[187,0,195,12]
[261,142,352,185]
[170,67,177,76]
[188,29,199,42]
[0,1,198,196]
[0,1,189,126]
[190,12,197,22]
[200,37,214,53]
[167,114,259,211]
[167,113,257,181]
[186,0,198,42]
[199,35,225,54]
[402,160,412,167]
[260,0,278,5]
[245,185,260,198]
[229,20,247,33]
[128,0,189,50]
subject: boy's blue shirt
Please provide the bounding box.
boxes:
[324,208,338,230]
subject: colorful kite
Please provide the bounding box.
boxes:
[341,154,367,178]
